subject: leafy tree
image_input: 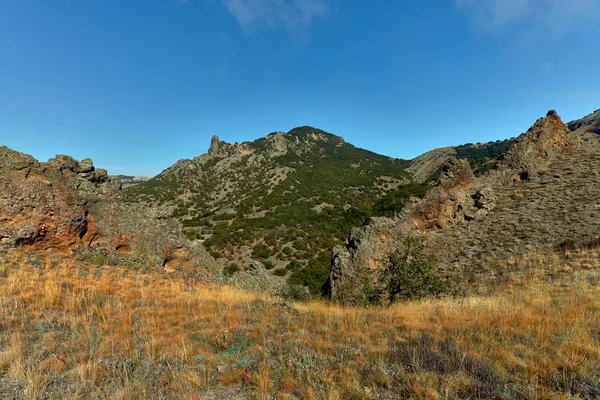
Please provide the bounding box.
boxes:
[381,235,444,302]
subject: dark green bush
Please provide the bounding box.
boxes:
[252,243,272,260]
[286,259,303,271]
[381,235,444,302]
[225,263,240,276]
[289,267,330,296]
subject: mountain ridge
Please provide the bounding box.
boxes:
[122,120,546,294]
[329,110,595,303]
[124,126,415,293]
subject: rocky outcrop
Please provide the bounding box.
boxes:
[226,260,286,295]
[0,146,221,280]
[206,135,250,158]
[568,108,600,138]
[493,110,580,184]
[407,147,457,183]
[0,148,119,253]
[328,111,582,303]
[328,158,495,303]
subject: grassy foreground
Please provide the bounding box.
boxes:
[0,251,599,399]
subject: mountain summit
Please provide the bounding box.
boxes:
[124,127,413,293]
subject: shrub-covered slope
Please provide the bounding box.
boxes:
[124,127,416,293]
[124,125,523,295]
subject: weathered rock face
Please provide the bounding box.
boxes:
[407,147,457,183]
[328,159,493,303]
[0,146,221,280]
[0,148,118,253]
[328,111,584,304]
[494,110,580,184]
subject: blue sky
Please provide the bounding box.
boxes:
[1,0,599,176]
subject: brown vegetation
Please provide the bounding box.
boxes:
[0,248,599,399]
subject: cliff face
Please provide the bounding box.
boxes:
[328,111,585,304]
[0,146,221,280]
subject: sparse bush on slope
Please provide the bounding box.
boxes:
[381,235,445,303]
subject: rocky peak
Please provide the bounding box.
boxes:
[0,145,39,172]
[268,132,288,154]
[208,135,222,155]
[495,110,579,183]
[206,135,250,159]
[328,110,579,304]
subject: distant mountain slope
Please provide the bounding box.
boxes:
[124,125,526,294]
[124,127,416,293]
[568,108,600,139]
[118,175,150,188]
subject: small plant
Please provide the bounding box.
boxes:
[225,263,240,276]
[282,284,312,302]
[82,254,106,266]
[251,243,271,260]
[380,235,444,302]
[272,268,287,277]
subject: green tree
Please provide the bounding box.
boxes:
[381,235,444,302]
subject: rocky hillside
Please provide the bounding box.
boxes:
[568,108,600,139]
[118,175,150,188]
[123,125,524,295]
[0,147,220,280]
[124,127,418,293]
[328,110,593,303]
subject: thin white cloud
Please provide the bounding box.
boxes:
[220,0,330,34]
[456,0,600,30]
[569,90,600,99]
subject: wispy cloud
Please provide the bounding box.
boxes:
[455,0,600,30]
[219,0,330,34]
[569,90,600,99]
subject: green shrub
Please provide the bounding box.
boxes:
[381,235,444,302]
[213,212,236,221]
[289,267,330,296]
[263,260,274,270]
[225,263,240,276]
[82,254,106,266]
[252,243,272,260]
[272,268,288,277]
[286,259,303,271]
[282,284,312,302]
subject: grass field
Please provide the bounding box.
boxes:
[0,249,599,399]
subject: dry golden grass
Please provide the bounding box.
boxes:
[0,250,598,399]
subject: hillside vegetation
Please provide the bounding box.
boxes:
[124,127,519,295]
[0,248,599,399]
[124,127,415,294]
